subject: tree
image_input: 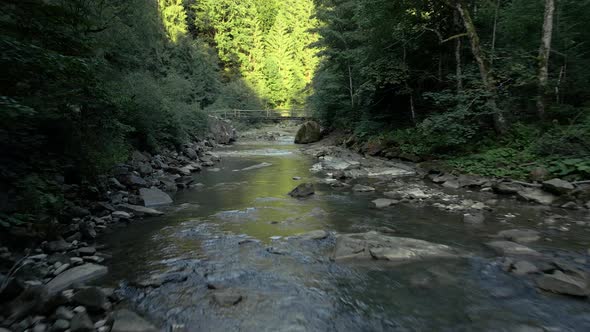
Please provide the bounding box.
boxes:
[537,0,555,120]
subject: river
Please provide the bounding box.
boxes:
[101,127,590,331]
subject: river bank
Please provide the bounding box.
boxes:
[0,117,236,331]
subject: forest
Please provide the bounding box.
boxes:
[1,0,590,218]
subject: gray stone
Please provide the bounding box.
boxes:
[77,247,96,256]
[46,240,70,253]
[542,178,574,195]
[537,270,589,297]
[33,323,48,332]
[294,121,321,144]
[442,180,461,189]
[55,306,74,320]
[333,231,460,262]
[112,211,132,219]
[496,229,540,244]
[117,203,163,216]
[139,188,173,207]
[492,182,523,195]
[288,183,315,198]
[212,289,243,306]
[352,184,375,192]
[371,198,398,208]
[70,311,94,332]
[51,319,69,331]
[516,188,557,205]
[53,263,70,276]
[45,264,108,295]
[208,116,237,144]
[72,287,107,311]
[511,261,539,275]
[463,213,485,224]
[485,241,540,257]
[121,174,148,188]
[111,309,158,332]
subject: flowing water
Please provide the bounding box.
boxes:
[102,134,590,331]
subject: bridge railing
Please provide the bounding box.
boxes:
[210,109,311,119]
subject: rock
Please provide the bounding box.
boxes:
[72,287,107,311]
[70,311,94,332]
[33,323,48,332]
[496,229,540,244]
[112,211,132,219]
[117,203,163,217]
[77,247,96,256]
[288,183,315,198]
[297,230,328,240]
[51,319,69,331]
[79,221,96,240]
[442,180,461,189]
[139,188,173,207]
[45,264,108,295]
[333,231,460,262]
[208,116,237,144]
[46,240,70,253]
[511,261,539,275]
[352,184,375,192]
[536,270,589,297]
[292,176,302,180]
[240,162,272,171]
[53,263,70,276]
[492,182,523,195]
[109,177,126,190]
[371,198,398,208]
[212,289,243,306]
[463,212,485,224]
[120,174,148,188]
[485,241,540,257]
[55,306,74,320]
[516,188,557,205]
[111,309,158,332]
[542,178,574,195]
[294,121,321,144]
[529,167,549,182]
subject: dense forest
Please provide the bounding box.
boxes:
[0,0,319,220]
[1,0,590,221]
[310,0,590,179]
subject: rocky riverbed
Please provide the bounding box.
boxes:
[2,121,589,331]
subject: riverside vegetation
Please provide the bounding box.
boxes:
[0,0,590,331]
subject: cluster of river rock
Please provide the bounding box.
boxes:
[288,131,590,298]
[0,118,236,332]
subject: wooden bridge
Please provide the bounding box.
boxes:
[210,109,312,120]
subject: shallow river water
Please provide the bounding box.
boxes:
[102,135,590,332]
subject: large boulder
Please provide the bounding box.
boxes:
[542,178,574,195]
[516,188,557,205]
[45,264,108,295]
[333,231,460,262]
[208,116,237,144]
[294,121,321,144]
[536,270,590,297]
[485,241,540,257]
[139,188,173,207]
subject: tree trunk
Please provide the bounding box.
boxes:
[347,61,354,107]
[490,0,500,66]
[454,10,463,93]
[456,0,507,134]
[537,0,555,120]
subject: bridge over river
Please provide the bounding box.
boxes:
[211,109,312,120]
